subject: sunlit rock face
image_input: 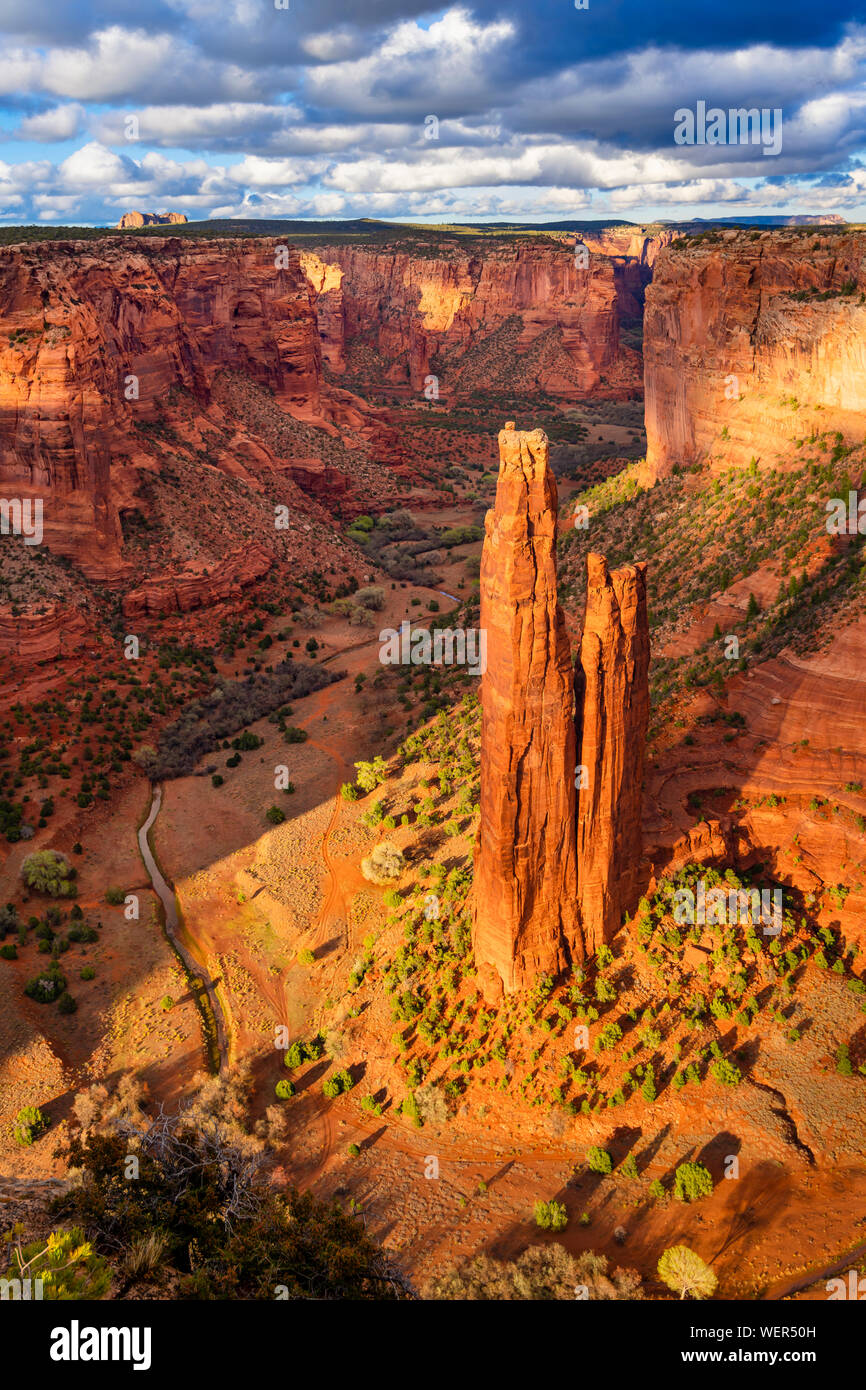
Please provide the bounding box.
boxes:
[644,229,866,482]
[473,424,581,997]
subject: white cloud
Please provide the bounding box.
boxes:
[15,103,86,141]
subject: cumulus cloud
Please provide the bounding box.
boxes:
[0,4,863,225]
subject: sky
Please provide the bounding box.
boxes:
[0,0,863,226]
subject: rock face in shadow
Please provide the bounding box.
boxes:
[575,553,650,951]
[473,432,650,993]
[472,424,581,997]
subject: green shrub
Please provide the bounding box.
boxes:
[21,850,75,898]
[57,992,77,1015]
[275,1079,295,1100]
[79,966,95,981]
[265,806,286,825]
[534,1200,568,1232]
[674,1161,713,1203]
[13,1105,47,1146]
[24,966,66,1004]
[2,1227,110,1299]
[586,1146,613,1175]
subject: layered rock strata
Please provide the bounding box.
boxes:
[0,236,322,579]
[644,229,866,479]
[301,243,640,398]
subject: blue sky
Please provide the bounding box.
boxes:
[0,0,863,225]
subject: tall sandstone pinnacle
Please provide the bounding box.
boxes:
[575,554,650,953]
[473,427,650,995]
[472,424,582,998]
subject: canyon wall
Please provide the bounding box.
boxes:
[474,428,650,993]
[644,229,866,479]
[301,243,640,399]
[472,424,581,997]
[575,554,650,952]
[0,236,322,579]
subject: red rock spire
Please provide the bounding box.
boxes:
[472,423,582,997]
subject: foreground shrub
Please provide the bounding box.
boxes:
[431,1245,642,1300]
[13,1105,47,1146]
[21,850,75,898]
[534,1200,568,1232]
[657,1245,718,1300]
[51,1099,414,1299]
[2,1226,110,1299]
[361,841,405,884]
[674,1161,714,1203]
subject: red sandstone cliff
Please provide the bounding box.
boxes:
[644,229,866,479]
[472,424,582,996]
[0,236,322,579]
[121,543,272,620]
[301,244,640,399]
[575,553,650,951]
[0,603,88,663]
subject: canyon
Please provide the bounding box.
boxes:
[1,219,865,1307]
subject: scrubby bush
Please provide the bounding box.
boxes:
[431,1245,642,1300]
[354,586,385,611]
[24,966,66,1004]
[674,1161,713,1203]
[657,1245,718,1300]
[534,1200,568,1232]
[265,806,286,825]
[21,850,75,898]
[362,841,405,884]
[586,1146,613,1175]
[13,1105,48,1146]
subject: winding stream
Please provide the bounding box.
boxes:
[138,784,228,1073]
